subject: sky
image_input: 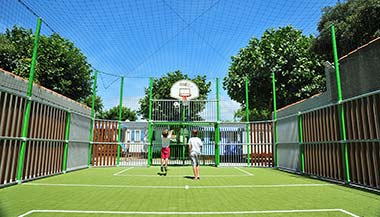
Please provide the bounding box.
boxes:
[0,0,339,120]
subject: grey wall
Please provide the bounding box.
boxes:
[0,69,91,116]
[277,115,300,171]
[67,113,91,171]
[274,38,380,172]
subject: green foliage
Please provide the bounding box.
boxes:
[98,105,137,121]
[224,26,325,121]
[314,0,380,60]
[82,95,104,116]
[139,70,211,120]
[0,26,93,101]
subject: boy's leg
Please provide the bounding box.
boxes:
[192,166,197,178]
[161,157,164,172]
[164,158,168,172]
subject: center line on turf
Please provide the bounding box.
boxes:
[113,167,134,176]
[22,183,332,189]
[234,167,254,176]
[18,208,359,216]
[116,174,250,177]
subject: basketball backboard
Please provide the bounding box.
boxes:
[170,79,199,101]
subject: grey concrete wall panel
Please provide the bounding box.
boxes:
[0,69,91,116]
[277,116,298,143]
[340,39,380,100]
[66,113,91,171]
[277,143,300,172]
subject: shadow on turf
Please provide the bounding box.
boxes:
[183,176,195,180]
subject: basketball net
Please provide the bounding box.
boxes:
[180,95,190,106]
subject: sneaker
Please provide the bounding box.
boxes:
[160,166,163,172]
[164,166,168,172]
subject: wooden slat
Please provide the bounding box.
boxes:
[326,107,332,179]
[40,104,47,176]
[359,98,369,186]
[3,95,14,183]
[363,96,373,187]
[332,105,342,180]
[321,108,328,178]
[311,111,317,176]
[9,96,19,182]
[317,109,324,177]
[353,99,363,184]
[371,94,380,188]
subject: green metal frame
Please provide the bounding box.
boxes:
[245,77,251,166]
[117,76,124,165]
[88,70,98,166]
[272,72,278,167]
[62,112,71,173]
[331,25,350,182]
[215,78,221,166]
[147,78,154,166]
[16,17,42,183]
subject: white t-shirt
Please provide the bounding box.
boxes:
[188,137,203,155]
[161,131,172,148]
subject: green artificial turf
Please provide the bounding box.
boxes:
[0,167,379,216]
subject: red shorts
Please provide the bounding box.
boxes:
[161,147,170,159]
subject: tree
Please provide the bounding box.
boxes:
[82,95,104,116]
[139,70,211,120]
[99,105,137,121]
[313,0,380,60]
[0,26,93,101]
[223,26,325,120]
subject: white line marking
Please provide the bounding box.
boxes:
[18,208,359,216]
[115,174,250,177]
[113,167,134,176]
[23,183,332,189]
[234,167,254,176]
[338,209,361,217]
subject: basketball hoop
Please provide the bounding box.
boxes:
[170,80,199,102]
[180,95,190,106]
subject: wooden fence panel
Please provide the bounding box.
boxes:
[92,120,118,167]
[344,94,380,189]
[302,105,344,181]
[0,92,25,185]
[249,122,273,167]
[22,102,66,180]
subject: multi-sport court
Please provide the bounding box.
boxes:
[1,1,380,217]
[1,166,379,217]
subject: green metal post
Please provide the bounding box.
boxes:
[62,112,71,173]
[245,78,251,166]
[117,76,124,166]
[16,18,42,183]
[272,72,278,167]
[298,112,305,173]
[88,70,98,166]
[215,78,221,166]
[331,25,350,182]
[147,78,154,166]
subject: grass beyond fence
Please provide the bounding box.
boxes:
[0,167,378,216]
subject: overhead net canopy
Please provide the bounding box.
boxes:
[1,0,338,78]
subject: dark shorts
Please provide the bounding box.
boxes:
[161,147,170,159]
[190,152,200,166]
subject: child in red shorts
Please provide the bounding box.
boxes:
[161,129,173,174]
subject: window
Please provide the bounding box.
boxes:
[134,130,141,142]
